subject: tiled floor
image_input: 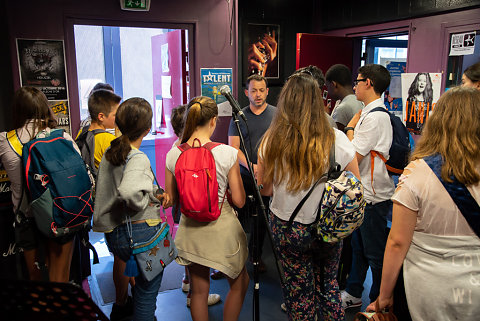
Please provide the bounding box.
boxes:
[88,231,372,320]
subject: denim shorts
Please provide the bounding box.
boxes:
[105,222,162,263]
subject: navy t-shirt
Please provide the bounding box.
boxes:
[228,104,276,166]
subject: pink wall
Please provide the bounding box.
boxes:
[6,0,238,139]
[322,8,480,77]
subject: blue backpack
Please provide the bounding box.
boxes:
[7,129,94,238]
[367,107,411,176]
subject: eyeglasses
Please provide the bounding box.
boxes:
[353,78,367,86]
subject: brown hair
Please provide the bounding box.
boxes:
[259,73,334,192]
[411,86,480,184]
[246,74,268,88]
[12,86,57,139]
[464,62,480,83]
[181,96,218,144]
[171,104,187,137]
[88,89,121,122]
[105,98,152,166]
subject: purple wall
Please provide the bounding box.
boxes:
[6,0,238,141]
[322,8,480,80]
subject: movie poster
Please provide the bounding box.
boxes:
[384,61,406,120]
[16,39,68,101]
[49,100,71,134]
[401,73,442,135]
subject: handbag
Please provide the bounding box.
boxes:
[424,153,480,238]
[354,301,398,321]
[127,218,178,281]
[288,144,365,243]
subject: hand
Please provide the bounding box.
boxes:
[247,42,267,76]
[366,296,394,313]
[156,193,171,209]
[347,109,362,128]
[262,30,277,62]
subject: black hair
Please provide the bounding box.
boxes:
[464,62,480,83]
[358,64,391,95]
[325,64,352,87]
[171,104,187,137]
[293,65,326,89]
[246,74,268,88]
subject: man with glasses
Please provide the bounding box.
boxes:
[341,64,394,310]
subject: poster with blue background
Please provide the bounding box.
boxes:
[384,61,406,120]
[200,68,233,105]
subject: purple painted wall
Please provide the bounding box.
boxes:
[5,0,238,142]
[322,8,480,79]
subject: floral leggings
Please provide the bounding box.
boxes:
[269,212,344,321]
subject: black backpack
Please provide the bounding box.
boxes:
[366,107,411,175]
[75,126,107,178]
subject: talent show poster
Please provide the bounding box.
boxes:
[200,68,233,116]
[384,61,406,120]
[17,39,71,133]
[401,73,442,135]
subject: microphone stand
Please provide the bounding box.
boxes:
[231,110,286,321]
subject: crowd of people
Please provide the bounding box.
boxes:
[1,61,479,321]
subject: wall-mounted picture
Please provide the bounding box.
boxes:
[243,23,280,81]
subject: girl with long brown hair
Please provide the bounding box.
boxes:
[368,86,480,320]
[257,73,360,320]
[164,96,249,321]
[0,86,78,282]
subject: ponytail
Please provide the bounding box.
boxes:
[180,96,219,144]
[105,135,131,166]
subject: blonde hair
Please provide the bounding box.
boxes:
[259,73,334,192]
[411,86,480,184]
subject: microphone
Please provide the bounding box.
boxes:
[219,85,247,122]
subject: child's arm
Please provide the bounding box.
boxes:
[227,158,245,208]
[163,168,177,209]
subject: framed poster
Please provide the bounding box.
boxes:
[243,23,280,82]
[16,39,68,101]
[200,68,233,116]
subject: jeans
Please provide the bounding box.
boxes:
[346,200,391,302]
[106,222,164,321]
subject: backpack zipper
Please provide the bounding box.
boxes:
[206,169,212,212]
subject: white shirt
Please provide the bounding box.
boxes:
[269,129,356,224]
[352,98,395,203]
[166,143,238,199]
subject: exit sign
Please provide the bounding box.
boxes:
[120,0,150,11]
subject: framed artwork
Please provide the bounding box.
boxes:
[242,23,281,83]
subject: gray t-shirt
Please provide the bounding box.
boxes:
[331,94,363,126]
[228,104,276,165]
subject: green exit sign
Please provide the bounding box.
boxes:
[121,0,150,11]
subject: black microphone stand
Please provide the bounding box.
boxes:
[231,110,286,321]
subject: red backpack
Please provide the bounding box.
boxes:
[174,138,226,222]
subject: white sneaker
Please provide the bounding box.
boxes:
[186,293,221,307]
[182,278,190,293]
[341,290,362,309]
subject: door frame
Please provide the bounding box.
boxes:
[64,17,195,136]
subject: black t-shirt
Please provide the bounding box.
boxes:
[228,104,276,166]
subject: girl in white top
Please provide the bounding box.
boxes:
[164,96,249,321]
[368,87,480,320]
[257,73,359,320]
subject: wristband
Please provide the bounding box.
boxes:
[344,126,355,133]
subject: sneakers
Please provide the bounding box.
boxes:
[341,290,362,309]
[182,276,190,293]
[186,293,221,307]
[110,295,134,321]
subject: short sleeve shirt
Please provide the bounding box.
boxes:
[166,143,238,199]
[331,94,364,126]
[228,104,276,165]
[266,129,356,224]
[352,98,395,203]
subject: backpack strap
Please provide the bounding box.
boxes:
[6,130,24,157]
[423,154,480,238]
